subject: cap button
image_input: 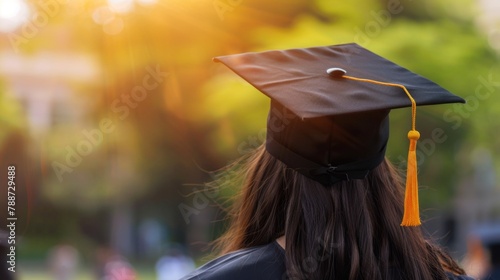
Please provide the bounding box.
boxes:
[326,67,347,77]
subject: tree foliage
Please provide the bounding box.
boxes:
[0,0,498,255]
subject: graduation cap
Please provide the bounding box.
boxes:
[213,43,465,226]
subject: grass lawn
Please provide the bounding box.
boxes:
[16,262,157,280]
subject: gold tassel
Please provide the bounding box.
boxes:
[401,130,421,226]
[340,74,422,226]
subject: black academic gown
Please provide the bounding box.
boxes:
[181,242,474,280]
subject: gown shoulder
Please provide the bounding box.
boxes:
[180,242,286,280]
[181,242,476,280]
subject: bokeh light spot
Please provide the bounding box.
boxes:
[107,0,134,14]
[0,0,30,32]
[103,17,124,35]
[137,0,158,6]
[92,6,115,25]
[0,0,22,19]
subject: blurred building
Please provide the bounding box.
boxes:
[0,49,100,135]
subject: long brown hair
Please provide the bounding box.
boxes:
[214,145,465,279]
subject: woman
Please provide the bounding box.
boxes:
[182,43,474,279]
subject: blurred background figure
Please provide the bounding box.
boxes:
[94,247,116,279]
[102,254,137,280]
[462,237,489,279]
[138,218,167,259]
[47,243,80,280]
[463,224,500,279]
[155,245,194,280]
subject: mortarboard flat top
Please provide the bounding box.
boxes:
[214,43,464,119]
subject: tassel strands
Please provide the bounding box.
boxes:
[402,130,421,226]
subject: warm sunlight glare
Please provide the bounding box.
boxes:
[0,0,21,19]
[137,0,157,5]
[0,0,29,32]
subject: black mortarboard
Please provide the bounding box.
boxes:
[213,43,465,226]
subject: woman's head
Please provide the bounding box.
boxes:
[211,44,467,279]
[214,45,466,249]
[215,144,462,280]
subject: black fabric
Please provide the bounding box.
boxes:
[214,43,464,118]
[213,43,465,186]
[266,132,386,185]
[181,242,474,280]
[180,242,286,280]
